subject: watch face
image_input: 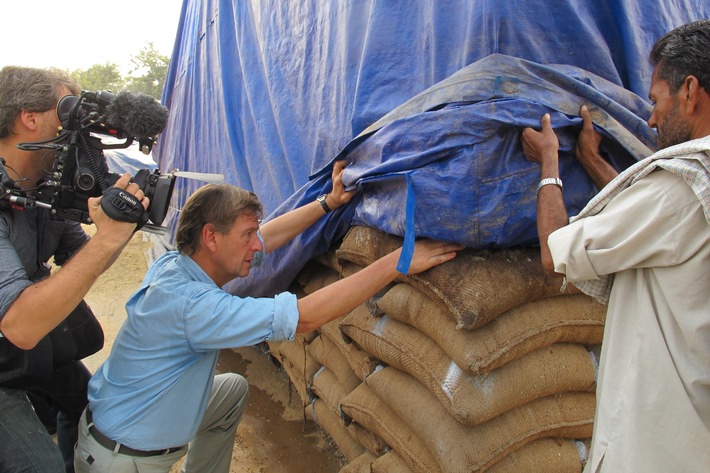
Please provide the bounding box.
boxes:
[317,194,331,212]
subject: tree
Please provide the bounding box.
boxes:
[125,42,170,100]
[71,63,124,93]
[68,42,170,100]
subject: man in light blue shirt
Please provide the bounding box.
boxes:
[75,161,463,472]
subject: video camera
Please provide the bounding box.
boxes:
[0,90,176,233]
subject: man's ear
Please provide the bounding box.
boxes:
[683,75,701,114]
[201,223,219,252]
[17,110,40,132]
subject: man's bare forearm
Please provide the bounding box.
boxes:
[259,200,329,253]
[296,251,401,332]
[576,151,619,189]
[0,233,129,349]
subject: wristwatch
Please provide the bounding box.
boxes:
[536,177,563,193]
[317,194,332,213]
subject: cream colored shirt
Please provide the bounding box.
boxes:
[549,169,710,472]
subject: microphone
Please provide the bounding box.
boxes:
[104,91,169,139]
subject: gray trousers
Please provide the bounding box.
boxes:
[74,373,249,473]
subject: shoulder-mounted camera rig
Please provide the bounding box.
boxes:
[1,90,176,233]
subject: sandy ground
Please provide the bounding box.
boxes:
[81,229,345,472]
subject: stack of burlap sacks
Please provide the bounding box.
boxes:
[266,225,606,473]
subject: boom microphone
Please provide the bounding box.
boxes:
[104,91,169,139]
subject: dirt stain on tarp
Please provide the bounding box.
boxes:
[217,345,345,473]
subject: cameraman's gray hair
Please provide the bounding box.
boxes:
[0,66,80,139]
[176,183,263,256]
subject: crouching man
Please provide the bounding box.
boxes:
[75,162,463,472]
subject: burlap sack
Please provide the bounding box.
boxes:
[311,366,388,456]
[486,438,587,473]
[367,366,595,473]
[267,337,320,406]
[371,450,415,473]
[267,333,306,361]
[347,422,389,458]
[336,225,576,329]
[339,260,365,278]
[320,316,379,381]
[306,399,366,462]
[312,365,347,414]
[341,307,596,424]
[302,265,341,295]
[307,334,361,394]
[340,382,443,473]
[314,248,343,274]
[339,451,377,473]
[279,357,312,406]
[376,283,605,374]
[294,259,322,289]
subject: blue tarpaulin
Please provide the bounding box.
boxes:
[153,0,710,297]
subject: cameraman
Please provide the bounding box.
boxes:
[0,66,149,473]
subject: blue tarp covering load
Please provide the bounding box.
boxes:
[154,0,710,296]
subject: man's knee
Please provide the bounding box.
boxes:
[216,373,248,399]
[207,373,249,430]
[213,373,249,415]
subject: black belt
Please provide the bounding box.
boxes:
[85,408,184,457]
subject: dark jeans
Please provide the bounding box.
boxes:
[0,361,91,473]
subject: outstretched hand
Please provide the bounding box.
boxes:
[407,239,465,275]
[327,160,358,209]
[521,113,559,165]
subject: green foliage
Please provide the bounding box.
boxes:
[125,42,170,99]
[69,42,169,100]
[71,63,124,93]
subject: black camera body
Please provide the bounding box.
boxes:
[2,90,175,233]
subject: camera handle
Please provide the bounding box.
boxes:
[100,187,149,229]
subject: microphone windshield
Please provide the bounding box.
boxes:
[105,91,169,139]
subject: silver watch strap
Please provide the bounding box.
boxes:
[536,177,563,192]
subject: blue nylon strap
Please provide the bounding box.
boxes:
[396,173,415,274]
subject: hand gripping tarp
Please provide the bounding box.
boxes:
[226,54,653,297]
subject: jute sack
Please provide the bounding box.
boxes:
[348,420,390,458]
[371,450,414,473]
[320,315,379,381]
[367,366,595,473]
[294,259,322,289]
[311,366,389,456]
[340,308,596,424]
[340,382,443,473]
[314,248,342,274]
[312,365,348,414]
[486,438,588,473]
[339,451,377,473]
[277,356,312,406]
[302,265,341,295]
[306,399,366,462]
[268,338,320,406]
[376,283,605,374]
[336,225,575,329]
[307,334,361,394]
